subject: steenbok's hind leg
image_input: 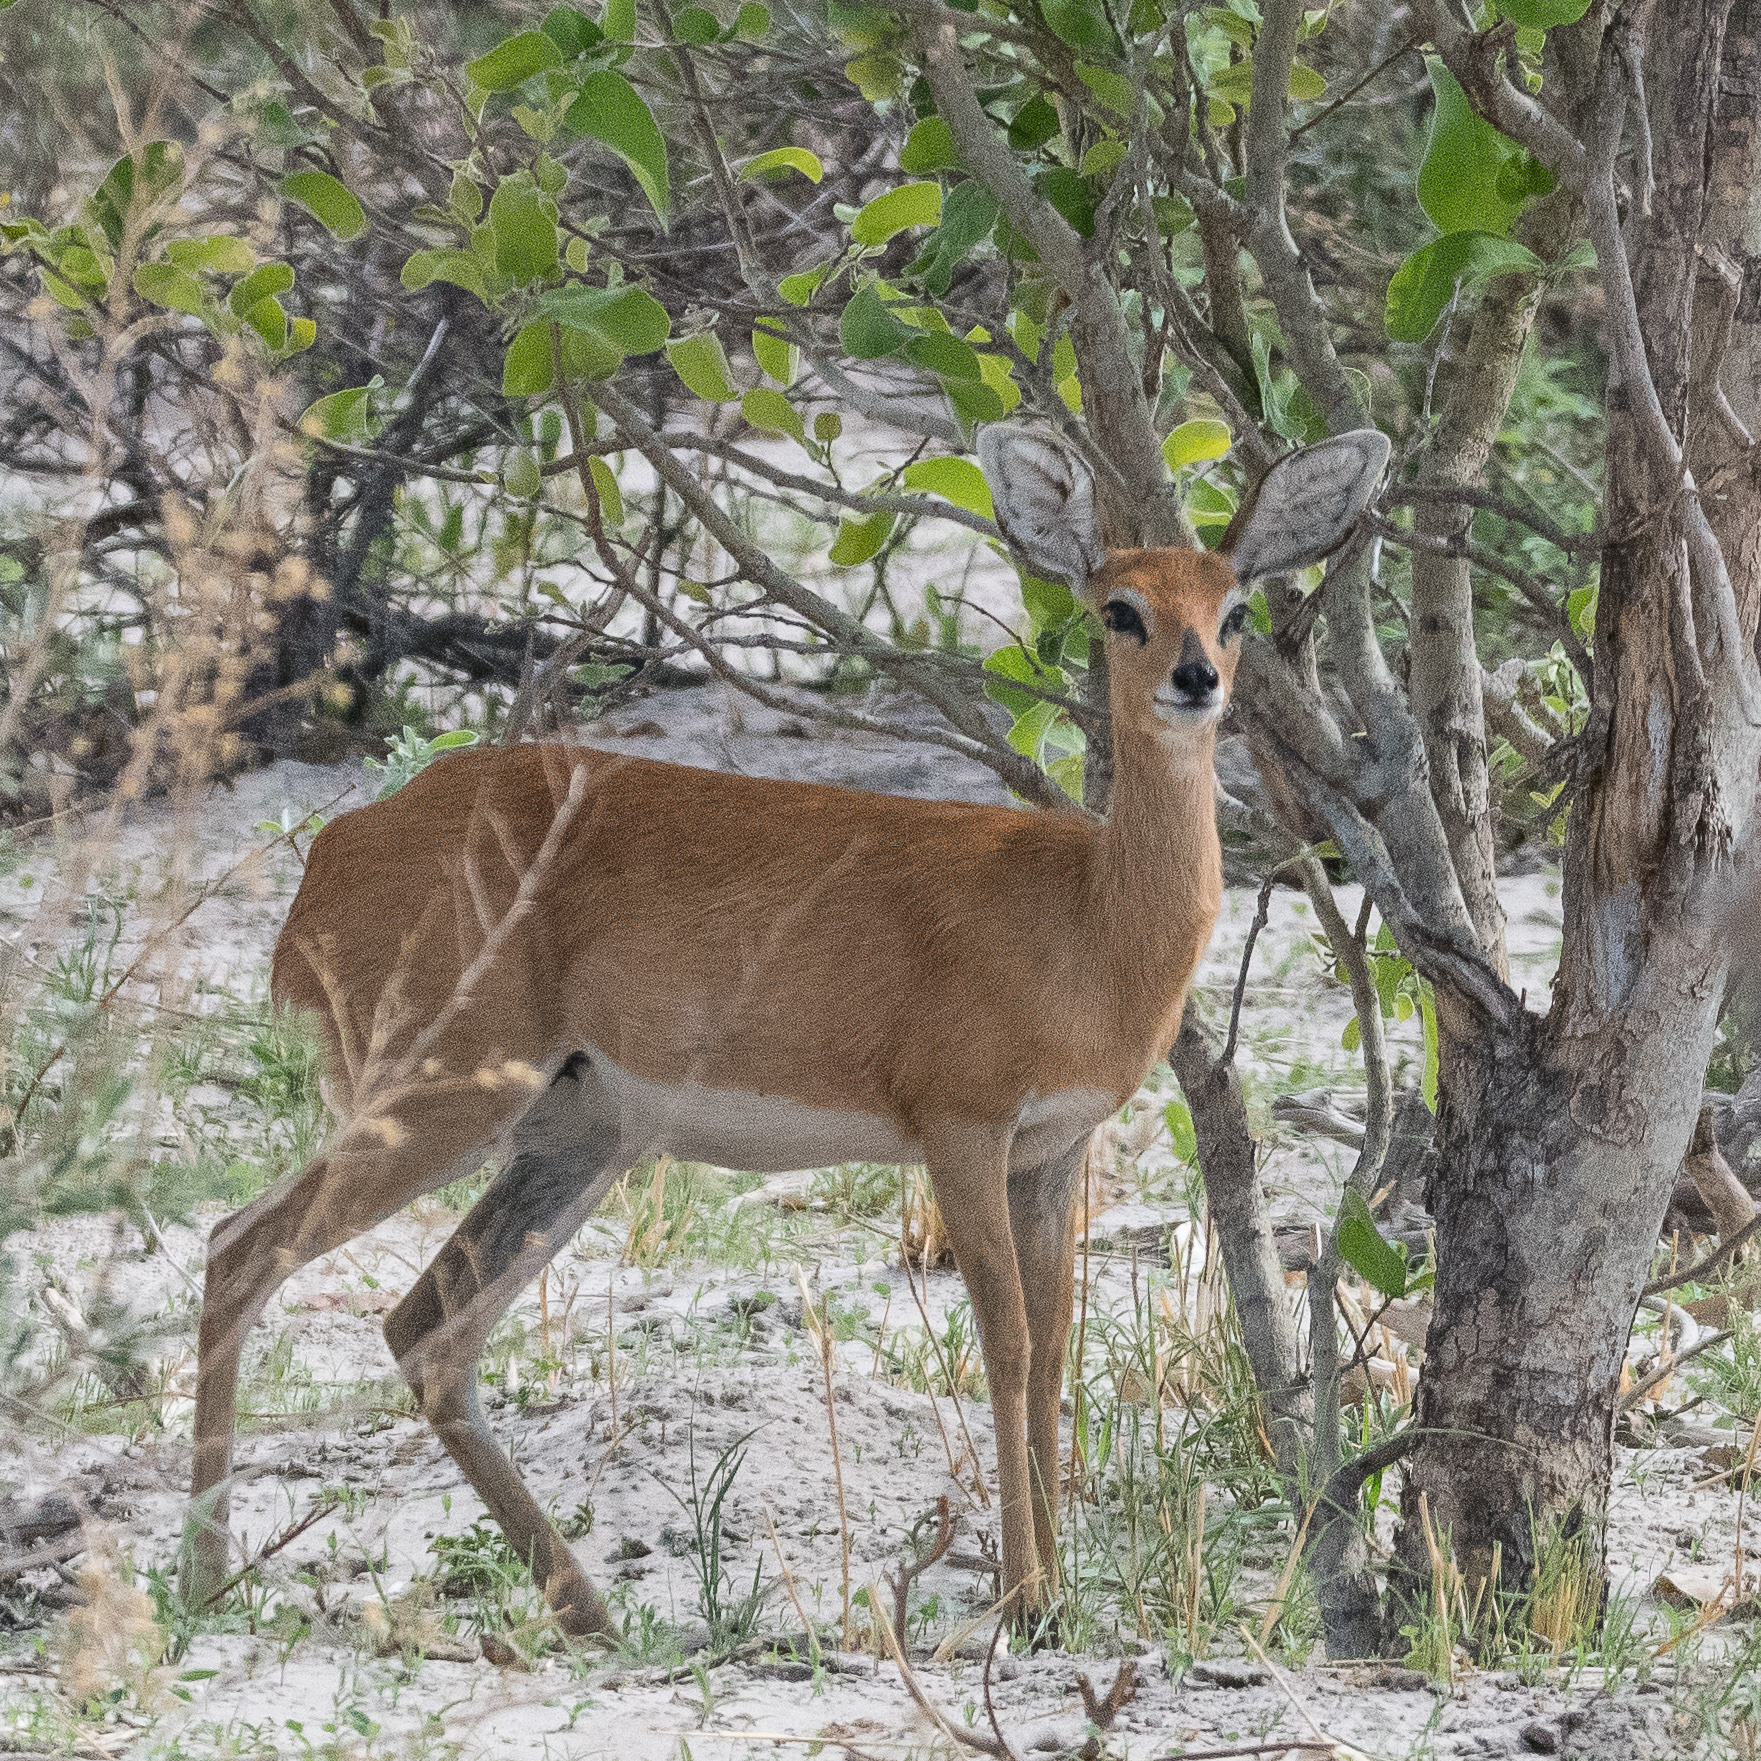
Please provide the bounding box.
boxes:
[1009,1136,1088,1604]
[383,1053,628,1640]
[181,1075,540,1612]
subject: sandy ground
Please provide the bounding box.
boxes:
[0,688,1730,1759]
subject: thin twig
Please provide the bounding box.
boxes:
[1222,874,1277,1067]
[1289,33,1423,137]
[885,1495,954,1657]
[1076,1658,1139,1729]
[1642,1215,1761,1295]
[1618,1327,1734,1411]
[201,1493,341,1608]
[868,1588,1018,1759]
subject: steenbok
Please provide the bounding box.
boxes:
[181,422,1389,1635]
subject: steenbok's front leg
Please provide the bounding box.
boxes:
[923,1124,1044,1622]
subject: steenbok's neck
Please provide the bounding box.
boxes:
[1093,712,1224,957]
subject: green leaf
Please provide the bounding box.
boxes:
[543,6,605,55]
[1152,192,1196,236]
[1205,60,1256,106]
[736,3,771,34]
[900,117,958,174]
[829,509,896,566]
[132,262,207,317]
[227,261,294,317]
[1007,93,1061,150]
[741,386,806,441]
[1384,231,1542,342]
[1567,583,1596,640]
[602,0,637,39]
[488,177,559,283]
[752,323,797,385]
[946,379,1006,425]
[1287,62,1327,100]
[904,331,981,380]
[976,347,1021,414]
[287,316,317,355]
[1335,1188,1409,1299]
[1187,475,1237,536]
[1162,418,1232,470]
[1206,55,1327,111]
[165,235,254,274]
[742,146,824,183]
[1019,573,1076,636]
[851,182,942,246]
[1418,61,1527,237]
[590,457,626,524]
[465,31,565,91]
[675,6,723,42]
[1494,0,1591,27]
[1042,0,1121,57]
[88,142,185,249]
[815,411,842,442]
[844,52,904,101]
[253,101,314,148]
[668,330,739,401]
[400,248,489,302]
[1075,60,1139,117]
[1036,167,1098,238]
[1201,6,1256,46]
[1419,979,1439,1113]
[1007,698,1060,764]
[298,380,381,442]
[504,448,543,497]
[242,295,288,350]
[1164,1098,1198,1164]
[983,642,1064,720]
[540,282,672,359]
[280,171,367,241]
[902,457,994,519]
[1495,149,1556,207]
[839,280,912,359]
[565,71,671,216]
[779,263,828,305]
[504,322,558,396]
[910,179,1000,296]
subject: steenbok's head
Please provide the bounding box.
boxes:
[980,424,1390,744]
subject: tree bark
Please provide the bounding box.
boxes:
[1390,0,1761,1629]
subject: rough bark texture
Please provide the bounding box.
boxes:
[1406,210,1569,979]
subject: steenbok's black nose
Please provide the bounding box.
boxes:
[1172,657,1219,697]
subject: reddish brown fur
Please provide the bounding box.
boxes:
[187,545,1245,1638]
[273,547,1240,1138]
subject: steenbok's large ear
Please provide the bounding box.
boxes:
[1221,429,1391,582]
[978,423,1105,592]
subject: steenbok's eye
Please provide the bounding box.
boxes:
[1220,602,1250,640]
[1102,599,1149,644]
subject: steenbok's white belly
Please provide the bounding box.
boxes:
[578,1048,1113,1175]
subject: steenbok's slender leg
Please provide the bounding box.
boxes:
[182,1075,540,1610]
[1009,1135,1088,1597]
[383,1055,628,1640]
[924,1125,1042,1620]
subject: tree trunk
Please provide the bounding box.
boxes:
[1391,0,1761,1629]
